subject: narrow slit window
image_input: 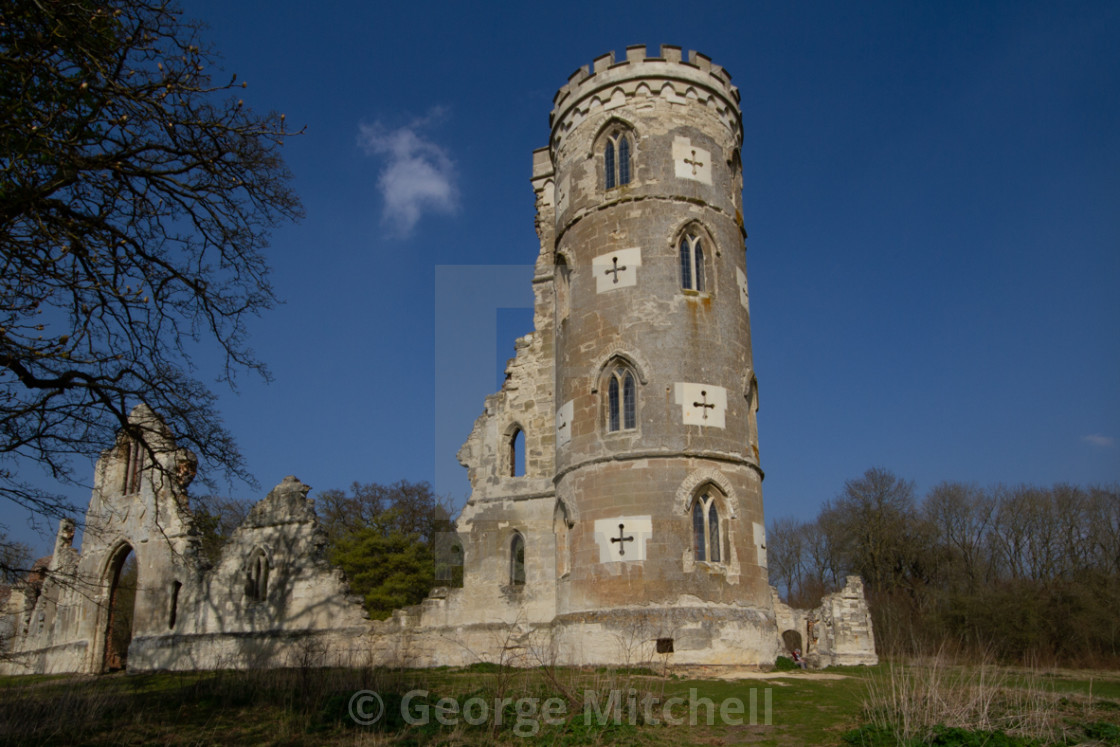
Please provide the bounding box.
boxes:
[694,240,705,292]
[680,237,693,290]
[510,533,526,586]
[708,502,721,563]
[509,427,525,477]
[618,137,631,185]
[169,580,181,630]
[605,140,616,189]
[692,500,706,561]
[623,372,636,429]
[608,376,620,432]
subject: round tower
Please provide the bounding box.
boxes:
[547,45,772,662]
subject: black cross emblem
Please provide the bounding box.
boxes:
[610,523,634,556]
[693,390,716,419]
[684,149,704,175]
[604,256,627,284]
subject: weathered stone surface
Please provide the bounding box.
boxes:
[1,48,876,675]
[772,576,878,667]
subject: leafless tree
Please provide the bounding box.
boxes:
[1,0,302,518]
[0,530,33,584]
[766,516,806,601]
[922,482,995,593]
[824,468,923,593]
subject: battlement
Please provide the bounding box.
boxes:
[549,45,740,149]
[553,45,737,113]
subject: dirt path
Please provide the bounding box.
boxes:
[669,666,850,682]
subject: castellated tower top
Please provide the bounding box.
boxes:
[549,44,741,151]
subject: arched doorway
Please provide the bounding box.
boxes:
[103,543,137,672]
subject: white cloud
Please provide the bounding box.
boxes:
[358,111,458,237]
[1082,434,1116,448]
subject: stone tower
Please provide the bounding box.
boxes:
[1,48,877,674]
[536,45,771,658]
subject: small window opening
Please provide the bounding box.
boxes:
[168,580,181,630]
[554,503,571,579]
[510,533,526,586]
[656,637,675,654]
[508,427,525,477]
[555,255,571,322]
[246,549,269,602]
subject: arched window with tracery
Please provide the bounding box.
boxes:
[510,532,526,586]
[605,364,637,433]
[680,233,706,292]
[604,130,633,189]
[691,491,722,563]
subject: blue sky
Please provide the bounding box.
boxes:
[5,0,1119,554]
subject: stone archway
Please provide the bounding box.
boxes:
[781,628,803,655]
[102,543,137,672]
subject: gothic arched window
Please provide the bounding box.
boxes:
[508,426,525,477]
[246,548,269,602]
[606,365,637,433]
[680,234,706,292]
[121,438,144,494]
[510,532,526,586]
[604,131,632,189]
[691,491,721,563]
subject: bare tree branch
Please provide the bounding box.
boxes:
[0,0,303,517]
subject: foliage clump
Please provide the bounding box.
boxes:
[318,480,457,620]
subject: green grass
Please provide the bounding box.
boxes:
[0,662,1117,746]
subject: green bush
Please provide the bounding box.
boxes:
[773,656,799,671]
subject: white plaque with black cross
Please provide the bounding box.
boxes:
[592,248,641,293]
[594,516,652,562]
[674,383,727,428]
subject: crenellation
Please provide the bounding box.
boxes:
[660,44,682,63]
[690,50,712,72]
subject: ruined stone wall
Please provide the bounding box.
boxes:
[0,409,377,675]
[772,576,878,667]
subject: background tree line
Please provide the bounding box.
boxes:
[768,468,1120,666]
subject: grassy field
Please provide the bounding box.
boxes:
[1,659,1118,745]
